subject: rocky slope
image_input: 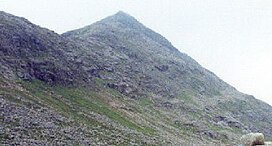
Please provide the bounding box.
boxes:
[1,11,272,145]
[0,11,90,85]
[63,11,234,98]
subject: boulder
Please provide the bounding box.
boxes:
[240,133,264,146]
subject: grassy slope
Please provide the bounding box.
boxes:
[0,75,245,145]
[0,76,170,145]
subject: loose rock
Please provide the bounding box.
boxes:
[240,133,264,146]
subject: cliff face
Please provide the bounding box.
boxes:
[1,11,272,145]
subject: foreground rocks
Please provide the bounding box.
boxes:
[240,133,272,146]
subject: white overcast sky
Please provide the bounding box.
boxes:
[1,0,272,105]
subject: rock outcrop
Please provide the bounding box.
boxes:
[239,133,272,146]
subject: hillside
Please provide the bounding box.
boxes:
[1,11,272,145]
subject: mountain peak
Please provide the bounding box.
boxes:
[112,11,135,20]
[99,11,139,26]
[114,11,131,17]
[63,11,179,53]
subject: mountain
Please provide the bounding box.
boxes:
[0,11,91,86]
[63,11,233,98]
[1,11,272,145]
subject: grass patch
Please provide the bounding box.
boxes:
[230,127,242,134]
[178,91,197,105]
[107,88,122,98]
[95,77,106,87]
[20,80,101,126]
[53,87,156,135]
[211,90,221,96]
[20,80,156,135]
[172,121,197,136]
[139,98,153,106]
[208,123,225,132]
[188,111,201,119]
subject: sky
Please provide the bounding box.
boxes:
[1,0,272,105]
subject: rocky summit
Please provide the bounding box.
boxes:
[0,11,272,145]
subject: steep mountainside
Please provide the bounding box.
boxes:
[0,11,89,85]
[1,11,272,145]
[63,11,272,140]
[63,11,235,98]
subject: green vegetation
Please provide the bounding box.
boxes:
[210,90,221,96]
[139,97,153,106]
[20,80,100,126]
[188,111,201,119]
[107,88,122,98]
[230,127,243,134]
[19,80,155,135]
[207,123,225,132]
[95,77,106,87]
[172,121,197,137]
[178,91,197,105]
